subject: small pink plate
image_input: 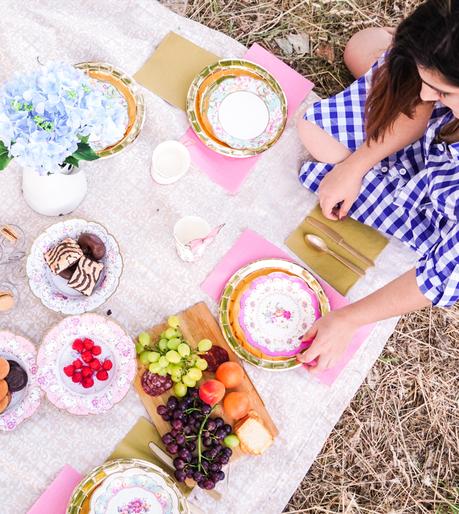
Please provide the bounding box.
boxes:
[37,314,136,416]
[0,331,42,431]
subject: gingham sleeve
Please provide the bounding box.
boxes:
[416,224,459,306]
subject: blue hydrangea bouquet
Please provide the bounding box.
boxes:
[0,62,128,175]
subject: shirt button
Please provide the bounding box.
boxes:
[381,166,388,173]
[399,167,407,176]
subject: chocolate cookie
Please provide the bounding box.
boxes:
[78,233,106,261]
[5,360,28,393]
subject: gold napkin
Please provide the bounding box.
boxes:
[134,31,219,111]
[285,204,388,295]
[107,416,192,495]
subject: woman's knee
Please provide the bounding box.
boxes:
[297,118,351,164]
[344,27,393,78]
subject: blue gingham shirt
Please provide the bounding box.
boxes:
[299,59,459,307]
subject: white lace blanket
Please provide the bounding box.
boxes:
[0,1,416,512]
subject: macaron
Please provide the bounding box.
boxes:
[5,360,28,392]
[0,358,10,380]
[0,379,8,399]
[0,291,14,312]
[0,391,11,414]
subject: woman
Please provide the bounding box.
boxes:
[297,0,458,371]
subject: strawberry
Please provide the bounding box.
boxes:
[102,359,113,371]
[82,377,94,388]
[81,366,92,378]
[96,369,109,381]
[73,359,83,369]
[81,350,93,363]
[91,345,102,356]
[89,358,101,371]
[83,338,94,350]
[72,372,82,383]
[72,339,84,353]
[63,365,74,377]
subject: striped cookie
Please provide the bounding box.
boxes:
[68,256,104,296]
[44,238,83,275]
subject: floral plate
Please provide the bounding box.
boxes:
[0,331,42,431]
[37,314,135,416]
[239,272,321,357]
[90,467,180,514]
[66,459,190,514]
[27,219,123,315]
[205,75,284,150]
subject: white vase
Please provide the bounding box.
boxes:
[21,166,88,217]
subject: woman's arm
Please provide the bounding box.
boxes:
[297,268,431,371]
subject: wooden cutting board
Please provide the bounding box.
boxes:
[133,301,278,457]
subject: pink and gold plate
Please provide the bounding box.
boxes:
[37,314,136,416]
[0,331,42,431]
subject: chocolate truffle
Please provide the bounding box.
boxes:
[78,233,106,261]
[44,238,83,275]
[5,360,28,393]
[67,256,104,296]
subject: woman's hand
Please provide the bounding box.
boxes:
[318,161,364,220]
[296,310,359,372]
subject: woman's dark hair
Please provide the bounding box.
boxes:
[365,0,459,143]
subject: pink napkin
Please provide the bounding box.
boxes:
[201,229,374,385]
[27,465,82,514]
[182,43,314,194]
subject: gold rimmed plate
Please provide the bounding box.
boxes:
[187,59,287,158]
[219,259,330,371]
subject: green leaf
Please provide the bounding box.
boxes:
[0,141,12,171]
[72,141,99,162]
[63,155,79,168]
[79,135,89,144]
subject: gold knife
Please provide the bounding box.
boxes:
[305,217,374,267]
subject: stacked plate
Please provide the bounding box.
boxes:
[187,59,287,157]
[67,459,190,514]
[219,259,330,371]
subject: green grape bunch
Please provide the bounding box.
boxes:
[136,316,213,398]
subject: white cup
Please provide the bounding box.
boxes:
[151,140,191,185]
[173,216,211,262]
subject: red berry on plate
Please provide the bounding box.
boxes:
[82,377,94,388]
[81,366,92,378]
[83,338,94,350]
[89,358,101,370]
[72,372,82,383]
[63,365,74,377]
[72,339,84,353]
[91,345,102,356]
[81,350,93,363]
[103,359,113,371]
[96,369,109,381]
[73,359,83,369]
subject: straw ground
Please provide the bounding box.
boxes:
[161,1,459,511]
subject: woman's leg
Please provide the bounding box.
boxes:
[344,27,393,78]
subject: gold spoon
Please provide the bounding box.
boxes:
[304,233,365,276]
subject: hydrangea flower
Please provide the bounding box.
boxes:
[0,62,128,174]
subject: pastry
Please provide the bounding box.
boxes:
[78,233,106,261]
[0,291,15,312]
[0,225,18,243]
[0,391,11,414]
[0,358,10,380]
[0,379,7,399]
[67,256,104,296]
[234,410,274,455]
[44,238,83,275]
[5,360,28,393]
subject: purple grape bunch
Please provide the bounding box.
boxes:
[157,388,233,490]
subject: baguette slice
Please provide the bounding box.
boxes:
[235,410,274,455]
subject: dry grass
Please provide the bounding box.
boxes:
[160,1,459,511]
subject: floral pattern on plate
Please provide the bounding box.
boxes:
[238,272,321,357]
[90,468,179,514]
[0,331,42,431]
[206,75,284,150]
[37,314,135,416]
[26,219,123,315]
